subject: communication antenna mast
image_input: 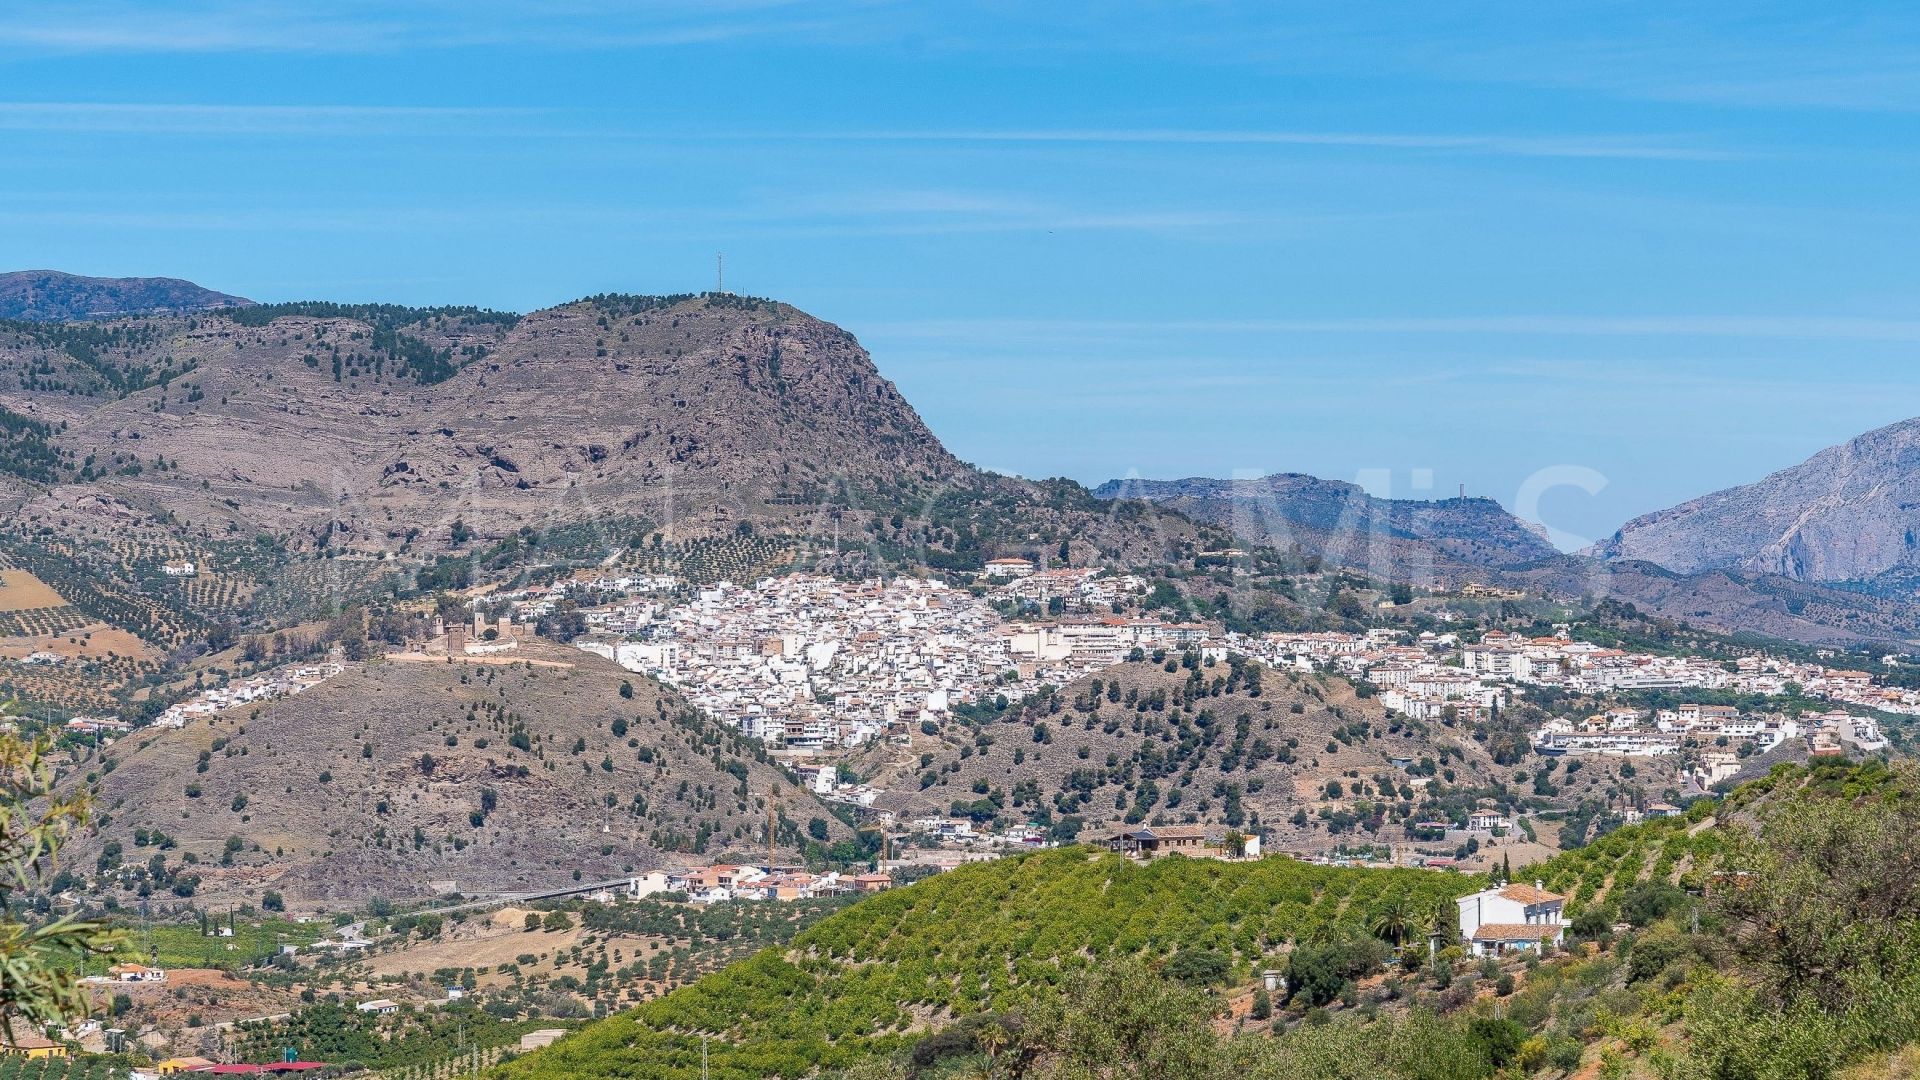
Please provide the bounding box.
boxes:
[716,252,725,294]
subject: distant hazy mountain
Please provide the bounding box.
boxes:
[1093,472,1559,578]
[0,269,252,321]
[1593,417,1920,596]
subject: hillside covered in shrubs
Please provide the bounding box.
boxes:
[493,760,1920,1080]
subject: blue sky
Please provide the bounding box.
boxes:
[6,2,1920,548]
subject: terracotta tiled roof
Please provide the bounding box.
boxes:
[1139,825,1208,840]
[1472,922,1563,942]
[1499,883,1564,905]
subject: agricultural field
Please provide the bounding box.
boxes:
[125,917,329,972]
[1530,813,1724,913]
[0,567,68,611]
[493,847,1472,1080]
[0,1057,135,1080]
[103,535,260,616]
[0,535,206,646]
[0,605,91,639]
[330,894,856,1019]
[0,563,92,639]
[227,1002,569,1077]
[623,534,799,586]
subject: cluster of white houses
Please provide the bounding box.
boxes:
[627,864,896,904]
[574,574,1220,752]
[1242,628,1503,722]
[1240,627,1894,765]
[1533,703,1886,773]
[577,575,1115,751]
[148,662,342,731]
[984,562,1149,608]
[1004,615,1214,666]
[1460,630,1919,719]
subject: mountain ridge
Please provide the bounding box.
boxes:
[1095,472,1561,578]
[4,277,1918,651]
[0,269,252,321]
[1593,415,1920,595]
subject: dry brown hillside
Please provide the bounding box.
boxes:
[4,294,965,549]
[70,644,846,909]
[0,294,1206,650]
[873,659,1635,854]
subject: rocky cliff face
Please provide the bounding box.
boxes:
[0,292,1206,645]
[0,294,973,550]
[1094,472,1559,579]
[1594,417,1920,594]
[0,270,251,321]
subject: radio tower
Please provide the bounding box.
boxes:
[715,252,725,295]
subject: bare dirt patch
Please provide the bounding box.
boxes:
[354,924,587,983]
[92,967,304,1032]
[0,623,156,661]
[0,569,66,611]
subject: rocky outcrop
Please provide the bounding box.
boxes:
[1594,417,1920,594]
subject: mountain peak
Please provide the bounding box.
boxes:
[0,269,252,322]
[1595,414,1920,592]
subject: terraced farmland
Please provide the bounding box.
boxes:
[1529,813,1724,913]
[493,847,1473,1080]
[625,534,799,585]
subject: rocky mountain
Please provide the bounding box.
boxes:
[1,293,965,546]
[0,270,251,322]
[0,293,1198,578]
[70,643,848,907]
[6,281,1919,653]
[1089,467,1920,647]
[1093,473,1559,580]
[1593,417,1920,597]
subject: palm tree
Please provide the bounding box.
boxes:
[1369,894,1418,947]
[974,1020,1010,1077]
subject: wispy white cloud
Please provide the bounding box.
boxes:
[0,0,892,54]
[0,102,539,135]
[865,314,1920,343]
[4,103,1730,166]
[768,128,1741,162]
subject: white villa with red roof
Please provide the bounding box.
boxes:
[1456,881,1566,957]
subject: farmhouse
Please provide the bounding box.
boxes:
[1105,825,1209,858]
[1103,826,1258,861]
[1456,881,1566,957]
[110,962,166,983]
